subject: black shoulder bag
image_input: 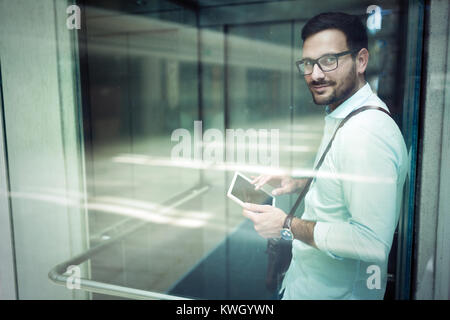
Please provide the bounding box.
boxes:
[265,106,392,293]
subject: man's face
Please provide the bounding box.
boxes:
[301,29,359,109]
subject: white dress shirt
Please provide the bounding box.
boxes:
[281,83,408,299]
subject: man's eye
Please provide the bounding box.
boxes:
[304,60,313,66]
[321,56,336,66]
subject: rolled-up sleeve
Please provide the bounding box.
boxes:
[314,221,344,260]
[313,121,401,264]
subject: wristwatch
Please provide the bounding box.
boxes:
[280,215,294,241]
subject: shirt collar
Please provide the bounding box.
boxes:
[325,82,373,119]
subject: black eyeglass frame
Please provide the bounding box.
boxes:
[295,49,358,75]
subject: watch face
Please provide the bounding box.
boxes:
[281,228,294,241]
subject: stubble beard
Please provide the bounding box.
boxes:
[310,63,358,107]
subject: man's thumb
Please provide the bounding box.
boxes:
[272,188,285,196]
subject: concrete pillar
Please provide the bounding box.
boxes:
[414,0,450,300]
[0,0,89,299]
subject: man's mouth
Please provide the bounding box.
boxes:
[311,83,332,92]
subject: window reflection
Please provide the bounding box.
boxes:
[79,0,414,300]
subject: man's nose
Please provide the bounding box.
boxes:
[310,63,325,81]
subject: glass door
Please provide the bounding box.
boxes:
[48,0,422,300]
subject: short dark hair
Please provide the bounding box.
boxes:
[301,12,368,56]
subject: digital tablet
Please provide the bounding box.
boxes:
[227,172,275,207]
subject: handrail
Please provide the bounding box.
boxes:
[48,184,210,300]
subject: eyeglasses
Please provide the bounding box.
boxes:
[295,50,357,75]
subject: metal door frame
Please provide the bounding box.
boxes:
[0,60,18,300]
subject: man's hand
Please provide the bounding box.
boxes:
[243,202,318,247]
[251,175,307,196]
[242,203,287,239]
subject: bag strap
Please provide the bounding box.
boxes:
[287,106,392,217]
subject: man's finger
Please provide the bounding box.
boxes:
[242,209,259,222]
[272,186,288,196]
[250,175,264,185]
[243,202,273,212]
[254,176,272,190]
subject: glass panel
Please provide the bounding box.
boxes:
[82,3,210,299]
[78,0,421,299]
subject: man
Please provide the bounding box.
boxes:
[243,12,408,300]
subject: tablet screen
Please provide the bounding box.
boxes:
[230,174,274,205]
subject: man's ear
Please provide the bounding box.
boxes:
[356,48,369,75]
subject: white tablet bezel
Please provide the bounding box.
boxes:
[227,171,275,207]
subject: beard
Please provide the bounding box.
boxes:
[309,63,358,107]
